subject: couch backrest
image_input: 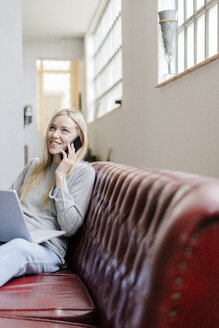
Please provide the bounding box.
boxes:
[66,162,219,328]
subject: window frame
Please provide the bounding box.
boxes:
[85,0,123,123]
[177,0,219,72]
[157,0,219,86]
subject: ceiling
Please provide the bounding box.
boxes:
[22,0,100,40]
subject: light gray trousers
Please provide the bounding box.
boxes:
[0,238,62,287]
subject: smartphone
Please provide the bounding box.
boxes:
[59,135,82,160]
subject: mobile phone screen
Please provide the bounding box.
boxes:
[59,135,82,160]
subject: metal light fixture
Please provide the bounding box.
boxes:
[24,105,33,126]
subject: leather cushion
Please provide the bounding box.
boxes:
[0,274,96,326]
[0,316,97,328]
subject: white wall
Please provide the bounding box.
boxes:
[0,0,24,188]
[88,0,219,178]
[23,37,84,160]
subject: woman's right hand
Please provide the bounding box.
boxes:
[55,143,76,187]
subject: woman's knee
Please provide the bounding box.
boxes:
[0,238,33,279]
[8,238,31,251]
[6,238,34,264]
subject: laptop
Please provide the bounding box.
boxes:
[0,190,65,244]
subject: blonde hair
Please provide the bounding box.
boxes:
[19,109,88,205]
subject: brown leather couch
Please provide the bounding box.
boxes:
[0,162,218,328]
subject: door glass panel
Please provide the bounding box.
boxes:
[196,0,205,11]
[178,0,184,26]
[197,14,205,63]
[186,0,194,19]
[178,31,185,72]
[187,23,194,68]
[208,4,218,57]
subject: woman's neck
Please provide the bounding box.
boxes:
[52,154,61,165]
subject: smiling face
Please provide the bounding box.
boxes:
[47,114,78,163]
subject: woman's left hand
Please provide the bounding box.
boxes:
[55,143,76,187]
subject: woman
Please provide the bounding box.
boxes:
[0,109,95,287]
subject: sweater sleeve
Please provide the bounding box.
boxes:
[49,163,95,237]
[9,158,38,192]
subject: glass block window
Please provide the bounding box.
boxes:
[85,0,123,122]
[37,59,81,135]
[158,0,219,83]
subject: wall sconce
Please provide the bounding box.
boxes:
[24,105,33,126]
